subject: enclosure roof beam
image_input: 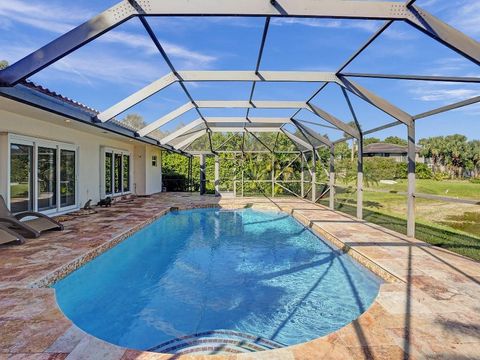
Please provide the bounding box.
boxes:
[405,5,480,66]
[205,117,292,124]
[96,69,436,125]
[174,129,207,150]
[178,71,337,82]
[97,73,178,122]
[337,20,394,74]
[137,100,353,139]
[291,119,332,147]
[336,76,413,126]
[97,71,336,123]
[289,122,315,150]
[413,95,480,120]
[3,0,479,85]
[340,72,480,83]
[246,16,271,119]
[307,103,360,138]
[210,127,282,133]
[333,119,403,144]
[194,100,307,109]
[160,118,204,145]
[138,102,195,137]
[281,129,313,151]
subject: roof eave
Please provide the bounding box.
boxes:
[0,84,191,157]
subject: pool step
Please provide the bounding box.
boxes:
[148,330,285,355]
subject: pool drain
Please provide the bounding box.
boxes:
[148,330,285,355]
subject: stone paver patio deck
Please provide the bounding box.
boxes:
[0,193,479,359]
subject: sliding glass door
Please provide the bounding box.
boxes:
[60,150,76,207]
[105,152,113,196]
[123,154,130,192]
[37,147,57,211]
[114,153,122,194]
[102,148,131,197]
[9,144,34,213]
[9,135,77,214]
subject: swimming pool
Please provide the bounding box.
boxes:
[54,208,381,354]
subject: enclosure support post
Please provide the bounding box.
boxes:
[187,156,192,192]
[233,154,237,197]
[214,155,220,197]
[300,153,305,198]
[271,154,275,197]
[407,121,416,237]
[199,154,206,195]
[311,150,317,202]
[241,155,244,197]
[329,145,335,210]
[357,136,364,219]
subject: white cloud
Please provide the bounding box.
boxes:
[45,53,167,87]
[414,88,479,102]
[271,18,379,33]
[450,2,480,38]
[409,82,480,103]
[0,0,91,33]
[419,0,480,40]
[102,30,217,67]
[0,0,218,82]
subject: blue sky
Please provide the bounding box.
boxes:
[0,0,479,141]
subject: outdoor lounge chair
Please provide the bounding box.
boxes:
[0,225,25,245]
[0,196,63,238]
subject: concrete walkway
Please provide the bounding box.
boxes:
[0,193,478,359]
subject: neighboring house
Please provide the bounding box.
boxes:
[0,81,187,216]
[363,143,426,163]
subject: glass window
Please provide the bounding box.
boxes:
[105,152,113,195]
[37,147,57,211]
[123,154,130,192]
[10,144,33,213]
[114,153,122,194]
[60,150,76,207]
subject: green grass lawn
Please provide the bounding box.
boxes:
[369,179,480,199]
[326,179,480,261]
[10,183,29,197]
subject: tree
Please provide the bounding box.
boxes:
[121,114,146,129]
[343,121,359,161]
[419,134,476,178]
[0,60,8,70]
[363,137,381,146]
[468,140,480,178]
[384,136,407,146]
[121,113,166,140]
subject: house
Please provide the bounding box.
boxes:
[0,81,187,216]
[363,142,425,163]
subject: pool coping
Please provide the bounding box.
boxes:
[31,202,398,289]
[33,200,393,357]
[1,194,479,359]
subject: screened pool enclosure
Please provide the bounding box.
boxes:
[0,0,479,238]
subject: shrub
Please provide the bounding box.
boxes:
[433,172,450,181]
[470,178,480,184]
[363,158,433,181]
[364,157,398,183]
[415,163,434,179]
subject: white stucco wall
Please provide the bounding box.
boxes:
[0,99,163,212]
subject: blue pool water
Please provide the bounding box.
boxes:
[54,208,381,351]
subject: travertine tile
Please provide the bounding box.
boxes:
[0,194,478,359]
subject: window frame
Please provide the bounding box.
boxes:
[100,147,131,198]
[7,134,78,214]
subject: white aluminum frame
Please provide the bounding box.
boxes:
[0,0,478,238]
[7,133,79,215]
